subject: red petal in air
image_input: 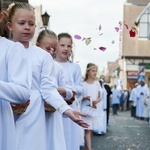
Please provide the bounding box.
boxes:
[99,46,106,51]
[124,24,129,29]
[129,30,136,37]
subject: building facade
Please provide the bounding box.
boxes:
[120,0,150,89]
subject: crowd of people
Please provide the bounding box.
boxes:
[0,2,114,150]
[110,80,150,126]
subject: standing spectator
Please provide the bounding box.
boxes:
[111,85,121,115]
[119,89,124,111]
[136,80,148,119]
[129,83,138,117]
[123,89,128,111]
[141,88,150,124]
[99,75,112,125]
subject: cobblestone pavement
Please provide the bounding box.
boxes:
[80,110,150,150]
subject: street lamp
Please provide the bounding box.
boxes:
[41,11,50,29]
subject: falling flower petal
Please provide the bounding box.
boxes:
[124,23,129,29]
[99,33,103,36]
[99,24,102,31]
[74,34,82,40]
[129,30,136,37]
[85,38,91,45]
[82,37,86,41]
[119,21,122,26]
[111,40,115,44]
[99,46,106,51]
[129,26,138,37]
[93,48,97,50]
[115,27,119,32]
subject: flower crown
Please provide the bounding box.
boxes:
[86,65,97,71]
[7,2,15,11]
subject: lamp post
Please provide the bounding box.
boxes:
[41,11,50,29]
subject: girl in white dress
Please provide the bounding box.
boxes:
[0,10,30,150]
[7,3,88,150]
[81,63,101,150]
[36,29,74,150]
[55,33,85,150]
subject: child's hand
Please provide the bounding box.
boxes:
[64,109,89,128]
[92,105,97,109]
[92,100,97,105]
[83,96,91,100]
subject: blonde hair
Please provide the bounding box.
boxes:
[37,29,57,43]
[84,63,98,81]
[8,2,34,23]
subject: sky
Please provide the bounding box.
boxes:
[29,0,126,75]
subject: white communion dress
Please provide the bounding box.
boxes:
[0,37,30,150]
[15,44,71,150]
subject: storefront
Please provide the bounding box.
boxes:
[126,71,138,89]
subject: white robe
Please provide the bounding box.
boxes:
[136,85,148,117]
[81,81,101,130]
[15,44,71,150]
[46,61,73,150]
[55,61,84,150]
[97,85,107,133]
[0,37,30,150]
[129,87,137,107]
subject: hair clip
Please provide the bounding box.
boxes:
[7,2,15,11]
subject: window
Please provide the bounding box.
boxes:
[135,3,150,39]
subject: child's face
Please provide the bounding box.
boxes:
[56,37,72,61]
[8,9,35,44]
[38,36,57,57]
[87,67,98,80]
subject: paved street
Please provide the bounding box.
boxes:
[80,110,150,150]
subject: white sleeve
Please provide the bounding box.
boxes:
[57,65,73,100]
[73,64,84,97]
[0,42,30,103]
[40,53,71,114]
